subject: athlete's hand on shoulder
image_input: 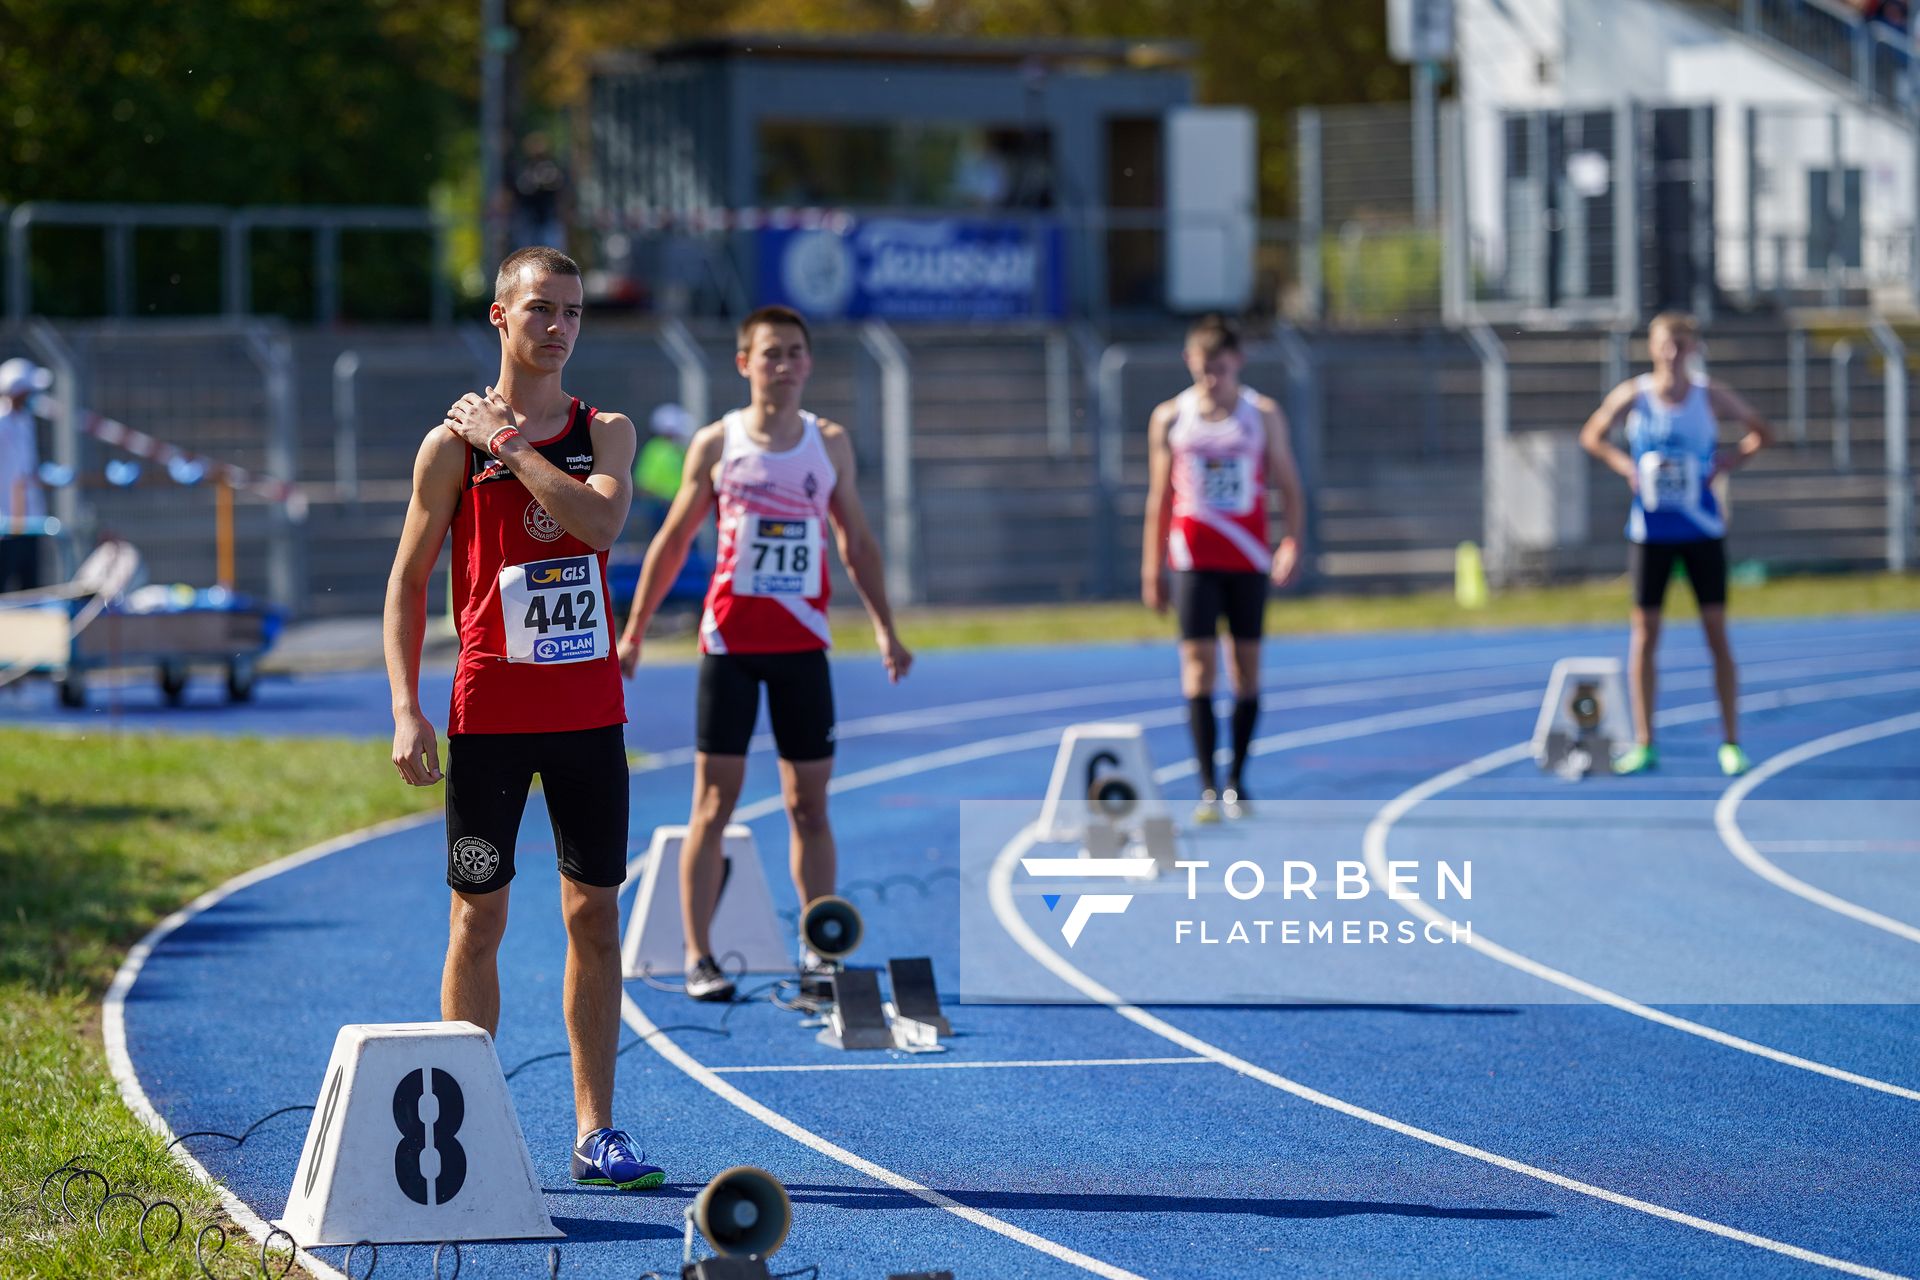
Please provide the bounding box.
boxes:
[1269,538,1301,589]
[392,711,443,786]
[444,387,516,453]
[617,628,643,678]
[876,627,913,683]
[1142,564,1168,613]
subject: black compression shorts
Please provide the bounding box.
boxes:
[444,724,629,893]
[1172,569,1268,642]
[697,650,836,760]
[1628,538,1728,610]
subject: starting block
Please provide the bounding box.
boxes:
[624,825,789,978]
[1532,657,1631,780]
[884,956,950,1048]
[277,1022,560,1247]
[817,969,892,1050]
[1037,723,1170,846]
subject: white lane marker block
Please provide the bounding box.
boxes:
[277,1021,560,1247]
[623,824,791,977]
[1037,723,1169,844]
[1531,657,1630,779]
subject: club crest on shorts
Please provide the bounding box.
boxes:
[451,837,501,883]
[523,500,563,543]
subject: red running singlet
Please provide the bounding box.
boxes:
[701,410,837,655]
[1167,386,1271,574]
[447,397,626,735]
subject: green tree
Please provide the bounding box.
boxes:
[0,0,470,316]
[0,0,467,206]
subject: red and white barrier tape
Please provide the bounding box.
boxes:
[80,409,299,505]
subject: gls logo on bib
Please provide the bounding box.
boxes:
[529,562,590,587]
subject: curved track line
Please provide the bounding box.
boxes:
[638,631,1608,767]
[620,994,1146,1280]
[106,625,1916,1275]
[616,660,1614,1273]
[1360,671,1920,1102]
[986,824,1910,1280]
[107,659,1547,1280]
[1716,710,1920,945]
[103,812,440,1280]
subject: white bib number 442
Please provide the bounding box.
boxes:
[737,516,822,599]
[498,555,609,664]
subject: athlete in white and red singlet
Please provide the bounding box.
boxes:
[384,247,665,1192]
[618,305,911,1002]
[1142,316,1307,824]
[699,405,837,655]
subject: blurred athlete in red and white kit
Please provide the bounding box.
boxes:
[384,246,664,1192]
[618,305,912,1002]
[1141,316,1306,824]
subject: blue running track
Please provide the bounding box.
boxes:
[69,616,1920,1278]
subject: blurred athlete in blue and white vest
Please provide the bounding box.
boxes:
[1580,311,1775,777]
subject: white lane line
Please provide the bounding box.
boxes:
[1716,710,1920,945]
[721,664,1570,824]
[618,657,1631,1272]
[1360,671,1920,1103]
[629,637,1584,769]
[103,812,440,1280]
[1154,647,1920,787]
[987,824,1910,1280]
[621,994,1146,1280]
[708,1057,1211,1074]
[632,626,1877,774]
[1753,841,1920,854]
[99,624,1915,1278]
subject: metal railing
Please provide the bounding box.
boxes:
[6,203,452,326]
[1742,0,1915,112]
[1465,322,1511,584]
[1868,319,1914,572]
[857,320,917,607]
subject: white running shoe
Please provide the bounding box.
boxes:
[684,955,735,1002]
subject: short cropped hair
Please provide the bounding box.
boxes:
[494,246,580,302]
[737,305,811,352]
[1648,311,1699,343]
[1186,314,1241,358]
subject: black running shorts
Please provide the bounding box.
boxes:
[1628,538,1728,610]
[1172,569,1268,642]
[696,650,836,761]
[444,724,629,894]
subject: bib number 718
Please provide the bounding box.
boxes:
[752,542,811,575]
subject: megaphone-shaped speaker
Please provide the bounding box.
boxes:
[687,1167,790,1270]
[799,895,862,963]
[1085,750,1138,821]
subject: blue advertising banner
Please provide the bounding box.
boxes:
[756,217,1065,321]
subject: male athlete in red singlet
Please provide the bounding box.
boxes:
[1142,316,1306,823]
[383,247,662,1191]
[617,305,912,1002]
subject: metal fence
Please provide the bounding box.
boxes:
[15,320,306,608]
[5,203,453,326]
[1296,102,1445,327]
[1743,103,1916,306]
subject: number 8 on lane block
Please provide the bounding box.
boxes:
[276,1021,562,1247]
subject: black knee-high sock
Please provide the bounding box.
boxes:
[1187,696,1218,791]
[1230,698,1260,790]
